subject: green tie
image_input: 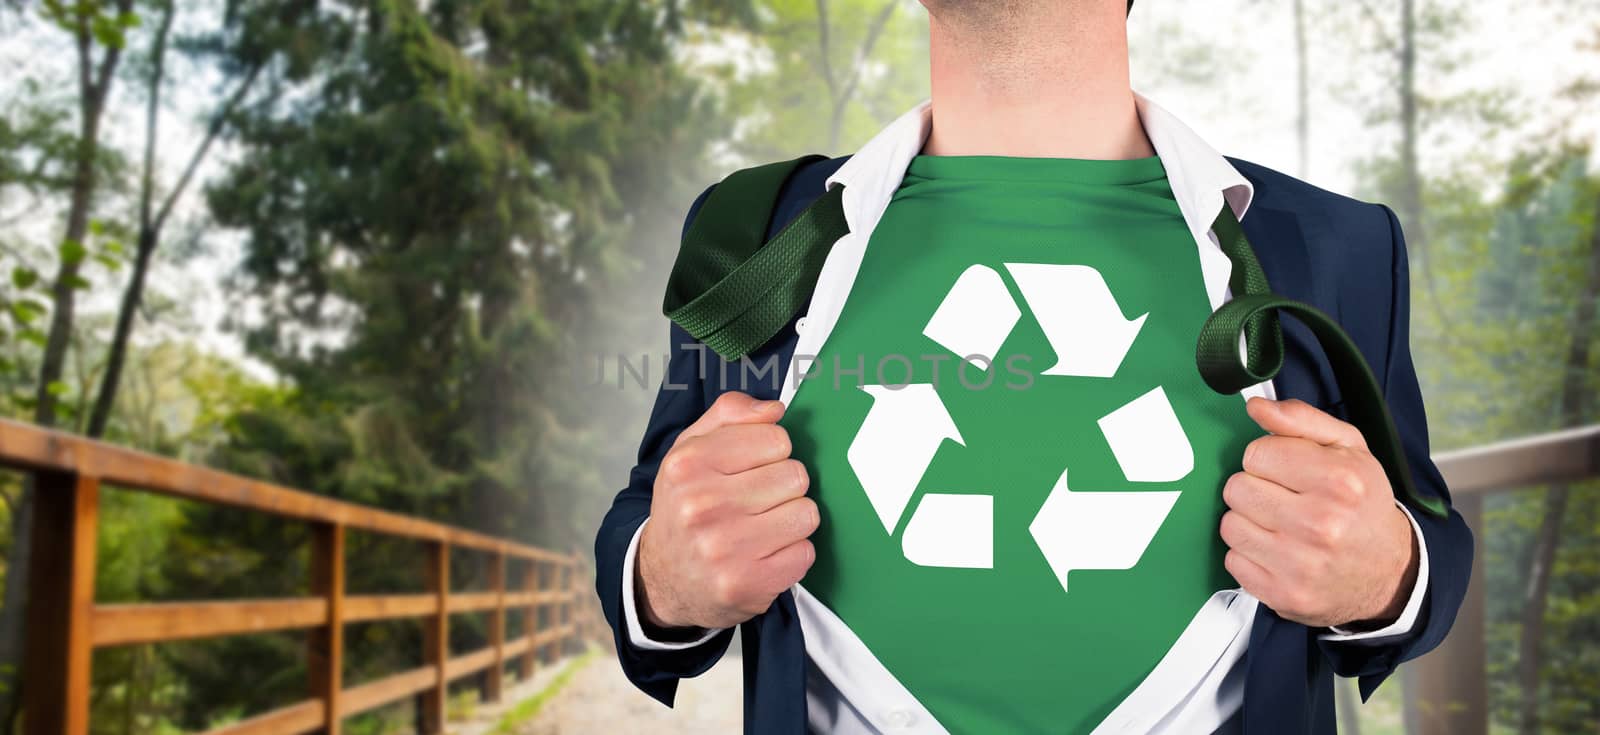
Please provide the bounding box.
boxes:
[662,165,1448,519]
[663,155,849,361]
[1196,205,1448,518]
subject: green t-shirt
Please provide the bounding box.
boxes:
[782,154,1264,733]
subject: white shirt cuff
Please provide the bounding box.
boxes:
[621,519,726,651]
[1320,501,1430,641]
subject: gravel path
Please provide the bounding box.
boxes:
[515,654,743,735]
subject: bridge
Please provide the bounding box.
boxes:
[2,417,1595,734]
[0,419,607,735]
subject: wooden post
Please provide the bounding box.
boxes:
[23,472,99,735]
[419,541,449,734]
[309,523,345,735]
[572,551,588,647]
[560,560,573,655]
[520,560,537,681]
[485,551,505,701]
[540,561,555,662]
[1412,494,1488,735]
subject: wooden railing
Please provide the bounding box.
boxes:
[1408,424,1600,735]
[0,418,608,735]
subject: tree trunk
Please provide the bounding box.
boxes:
[87,0,174,439]
[816,0,897,152]
[1292,0,1309,177]
[87,5,265,440]
[0,4,130,728]
[1515,188,1600,735]
[1396,0,1424,258]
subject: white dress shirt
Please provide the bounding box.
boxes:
[622,93,1431,734]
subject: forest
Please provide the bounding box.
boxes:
[0,0,1597,732]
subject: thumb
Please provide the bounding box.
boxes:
[679,391,785,440]
[1246,397,1366,450]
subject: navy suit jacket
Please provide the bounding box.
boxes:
[594,155,1475,734]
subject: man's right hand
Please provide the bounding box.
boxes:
[636,391,819,631]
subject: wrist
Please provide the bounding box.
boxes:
[1347,506,1420,629]
[634,527,697,633]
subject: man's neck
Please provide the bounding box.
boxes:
[921,1,1152,160]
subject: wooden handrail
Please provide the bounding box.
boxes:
[1433,424,1600,495]
[0,418,610,735]
[1411,423,1600,735]
[0,418,572,562]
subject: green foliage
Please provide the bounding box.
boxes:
[706,0,929,158]
[1394,142,1600,733]
[490,649,599,734]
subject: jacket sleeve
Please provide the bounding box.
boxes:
[593,186,737,707]
[1315,203,1476,699]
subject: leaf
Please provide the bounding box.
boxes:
[11,266,38,290]
[18,328,46,347]
[90,15,126,50]
[11,300,46,325]
[66,274,92,290]
[45,380,67,396]
[59,238,87,265]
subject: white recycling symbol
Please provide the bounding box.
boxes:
[846,263,1195,593]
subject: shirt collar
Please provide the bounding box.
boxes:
[821,91,1254,313]
[825,92,1253,226]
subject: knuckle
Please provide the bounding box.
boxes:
[693,532,730,563]
[658,445,698,485]
[690,533,716,562]
[764,424,793,458]
[1222,472,1249,507]
[1321,516,1348,546]
[776,540,815,588]
[1243,437,1271,472]
[710,570,744,609]
[677,494,715,528]
[1218,512,1239,544]
[1309,516,1340,547]
[797,539,816,568]
[794,497,821,536]
[1224,550,1248,578]
[711,391,748,415]
[784,459,811,494]
[1328,466,1364,500]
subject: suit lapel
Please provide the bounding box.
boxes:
[1246,204,1344,413]
[1237,201,1338,734]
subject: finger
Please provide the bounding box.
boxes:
[1221,471,1296,531]
[745,496,821,557]
[1246,397,1366,450]
[1224,549,1275,602]
[695,423,794,474]
[1219,509,1278,565]
[1240,435,1349,497]
[723,459,810,514]
[754,538,816,595]
[678,391,785,442]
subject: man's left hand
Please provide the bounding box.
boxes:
[1220,397,1420,630]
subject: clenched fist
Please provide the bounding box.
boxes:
[636,392,820,631]
[1221,397,1420,630]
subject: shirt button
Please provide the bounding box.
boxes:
[884,710,917,729]
[796,317,810,334]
